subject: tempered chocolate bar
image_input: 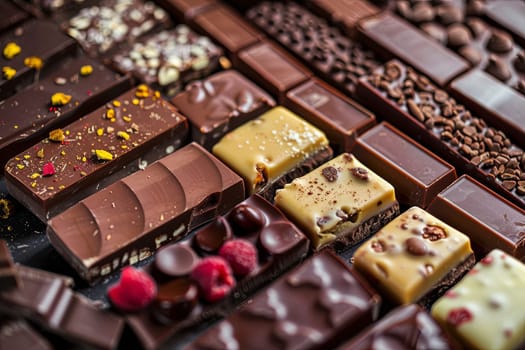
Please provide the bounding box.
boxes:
[186,251,381,350]
[0,240,18,291]
[111,25,223,96]
[0,54,131,172]
[353,122,457,208]
[171,70,275,150]
[247,2,380,97]
[0,266,123,350]
[485,0,525,47]
[427,175,525,260]
[5,85,189,221]
[0,19,77,100]
[155,0,217,22]
[356,60,525,209]
[358,13,469,86]
[127,194,310,350]
[47,142,244,282]
[0,319,52,350]
[0,1,29,32]
[285,78,376,153]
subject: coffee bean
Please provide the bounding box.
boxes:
[486,30,514,53]
[447,24,472,48]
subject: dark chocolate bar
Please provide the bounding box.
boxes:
[485,0,525,47]
[0,240,18,291]
[0,319,52,350]
[427,175,525,261]
[0,1,29,32]
[126,194,310,350]
[5,85,189,221]
[185,251,381,350]
[0,54,132,172]
[285,78,376,153]
[247,2,380,97]
[0,19,77,100]
[358,13,469,86]
[171,70,275,150]
[353,122,457,208]
[154,0,217,22]
[47,142,245,282]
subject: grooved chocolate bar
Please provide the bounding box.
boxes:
[5,85,189,221]
[47,142,244,282]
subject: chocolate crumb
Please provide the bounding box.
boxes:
[322,166,338,182]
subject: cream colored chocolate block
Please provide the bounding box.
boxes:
[212,106,329,195]
[353,207,473,304]
[431,249,525,350]
[274,153,396,249]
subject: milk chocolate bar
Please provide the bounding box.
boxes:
[126,194,310,350]
[0,54,131,172]
[47,142,245,282]
[0,240,18,291]
[353,122,457,208]
[171,70,275,150]
[485,1,525,47]
[0,319,52,350]
[5,85,189,221]
[186,251,381,350]
[155,0,217,22]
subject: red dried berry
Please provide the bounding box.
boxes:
[42,162,55,176]
[480,255,493,265]
[447,307,473,327]
[219,239,258,277]
[107,266,157,312]
[191,256,235,302]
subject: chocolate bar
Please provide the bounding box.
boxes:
[47,142,244,282]
[427,175,525,260]
[126,194,310,350]
[0,319,52,350]
[358,13,469,86]
[0,54,131,172]
[111,25,223,96]
[0,240,18,291]
[5,85,189,221]
[236,41,312,104]
[247,2,380,97]
[356,60,525,209]
[285,78,376,153]
[0,1,29,32]
[171,70,275,150]
[0,19,77,100]
[485,1,525,47]
[353,122,457,208]
[154,0,217,22]
[185,251,381,350]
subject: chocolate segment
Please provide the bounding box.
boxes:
[155,0,217,22]
[0,240,18,291]
[5,85,188,221]
[47,142,244,283]
[353,122,457,208]
[427,175,525,260]
[171,70,275,150]
[485,1,525,47]
[186,251,381,350]
[0,1,29,32]
[0,319,52,350]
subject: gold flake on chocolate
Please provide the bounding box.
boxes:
[353,207,473,304]
[274,153,396,250]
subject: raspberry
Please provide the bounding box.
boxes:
[219,239,258,276]
[190,256,235,302]
[107,266,157,312]
[446,307,473,327]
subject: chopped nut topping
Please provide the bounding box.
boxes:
[80,64,93,76]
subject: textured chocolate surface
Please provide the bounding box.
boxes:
[0,240,18,291]
[171,70,275,150]
[354,122,456,208]
[0,19,77,100]
[5,85,188,221]
[0,319,52,350]
[309,0,380,35]
[0,54,132,172]
[47,142,244,282]
[127,194,309,350]
[186,251,381,350]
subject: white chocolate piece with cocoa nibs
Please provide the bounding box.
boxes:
[353,206,473,305]
[431,249,525,350]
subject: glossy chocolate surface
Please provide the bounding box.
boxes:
[0,319,52,350]
[47,142,244,282]
[186,251,381,350]
[0,240,18,291]
[309,0,380,35]
[155,0,217,21]
[285,78,376,152]
[485,1,525,47]
[354,122,456,208]
[171,70,275,150]
[428,175,525,260]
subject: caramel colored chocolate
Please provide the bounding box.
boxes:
[0,240,18,291]
[47,143,244,282]
[186,251,381,350]
[5,85,188,221]
[358,13,469,86]
[0,319,52,350]
[427,175,525,260]
[485,1,525,47]
[285,78,376,153]
[171,70,275,150]
[0,54,132,172]
[309,0,381,35]
[354,122,457,208]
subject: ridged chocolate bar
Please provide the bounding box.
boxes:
[47,142,245,282]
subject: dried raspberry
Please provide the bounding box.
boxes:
[480,255,493,265]
[108,267,157,312]
[219,239,258,276]
[191,256,235,302]
[447,307,473,327]
[42,162,55,176]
